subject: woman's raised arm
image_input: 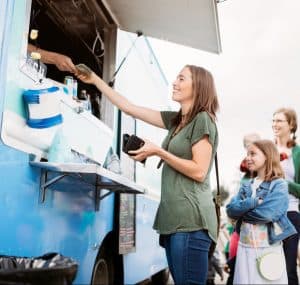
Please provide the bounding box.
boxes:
[76,72,165,129]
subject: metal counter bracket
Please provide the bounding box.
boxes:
[31,162,145,211]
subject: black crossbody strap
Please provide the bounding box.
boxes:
[214,153,221,206]
[208,152,221,257]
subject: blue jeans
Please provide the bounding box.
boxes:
[283,211,300,285]
[163,230,212,285]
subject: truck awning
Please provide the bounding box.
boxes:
[101,0,222,53]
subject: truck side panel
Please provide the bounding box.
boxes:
[0,2,114,284]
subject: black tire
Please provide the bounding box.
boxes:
[91,249,115,285]
[151,268,170,285]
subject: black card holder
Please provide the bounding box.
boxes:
[122,134,146,163]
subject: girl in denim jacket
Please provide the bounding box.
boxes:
[226,139,296,284]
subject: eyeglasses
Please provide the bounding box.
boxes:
[272,119,287,124]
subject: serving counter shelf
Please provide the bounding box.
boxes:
[30,161,145,211]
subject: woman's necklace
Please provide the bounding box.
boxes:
[171,124,181,138]
[171,118,186,138]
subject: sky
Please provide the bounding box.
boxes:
[148,0,300,192]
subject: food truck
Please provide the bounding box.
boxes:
[0,0,221,284]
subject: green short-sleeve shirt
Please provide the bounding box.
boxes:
[153,111,219,242]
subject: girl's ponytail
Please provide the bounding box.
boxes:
[287,132,297,148]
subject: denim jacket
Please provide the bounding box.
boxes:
[226,178,296,244]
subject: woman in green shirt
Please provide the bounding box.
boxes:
[76,64,220,285]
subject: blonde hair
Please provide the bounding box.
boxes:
[243,133,261,149]
[273,107,297,148]
[251,139,284,181]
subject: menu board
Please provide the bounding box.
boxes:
[118,193,136,254]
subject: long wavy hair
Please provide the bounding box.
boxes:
[172,65,219,127]
[251,139,284,181]
[273,107,297,148]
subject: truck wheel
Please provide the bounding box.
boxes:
[91,250,115,285]
[151,269,170,285]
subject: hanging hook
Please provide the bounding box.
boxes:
[92,26,105,58]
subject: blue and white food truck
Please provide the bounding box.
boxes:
[0,0,221,284]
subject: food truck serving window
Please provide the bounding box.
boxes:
[0,0,116,164]
[27,0,111,121]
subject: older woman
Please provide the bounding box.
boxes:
[272,107,300,285]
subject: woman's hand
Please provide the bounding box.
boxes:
[128,139,160,162]
[75,71,98,85]
[223,263,230,274]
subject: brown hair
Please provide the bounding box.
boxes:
[251,139,284,181]
[172,65,219,127]
[273,107,297,148]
